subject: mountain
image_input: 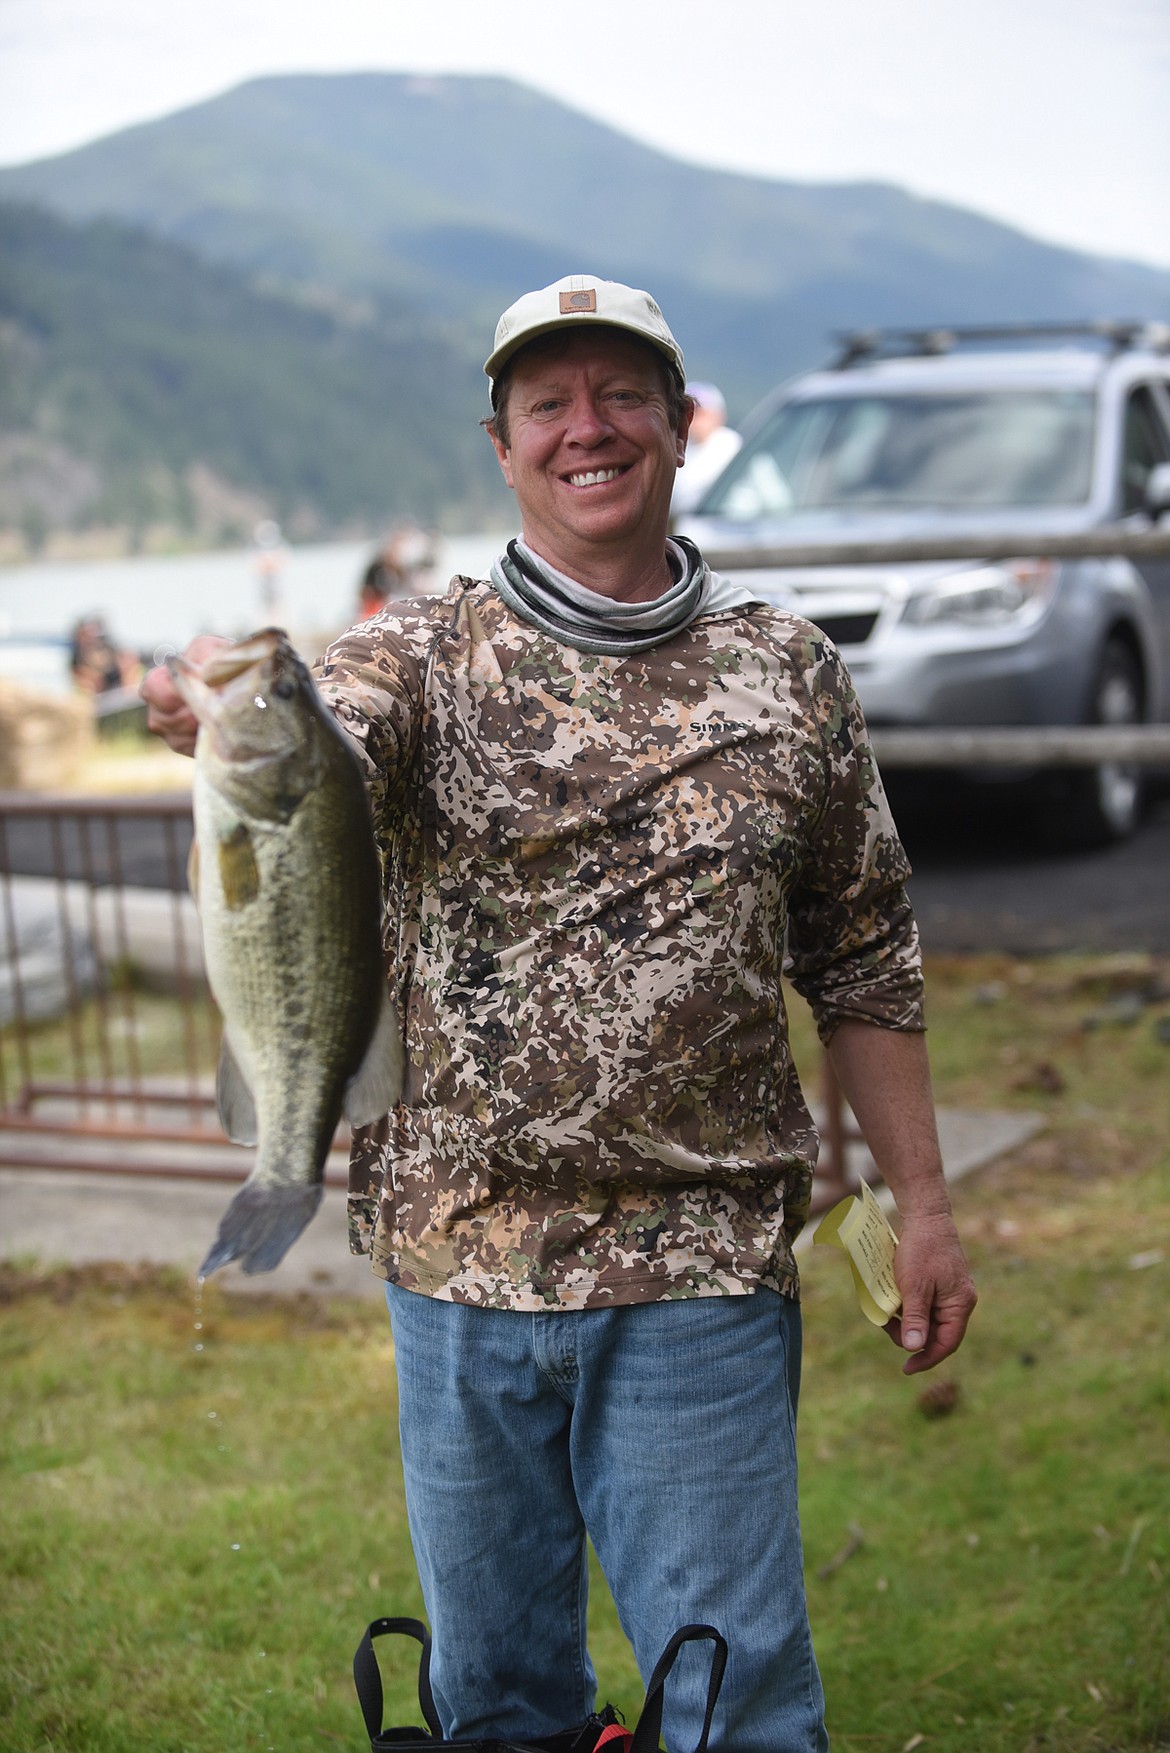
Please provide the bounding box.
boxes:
[0,200,509,552]
[1,71,1168,554]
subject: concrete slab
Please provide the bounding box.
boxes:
[0,1164,384,1300]
[1,1105,1044,1298]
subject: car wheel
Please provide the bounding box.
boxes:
[1049,638,1146,848]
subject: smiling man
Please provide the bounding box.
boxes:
[485,293,689,595]
[142,274,976,1753]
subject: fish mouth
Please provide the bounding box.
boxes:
[170,628,290,700]
[197,628,287,688]
[169,628,301,758]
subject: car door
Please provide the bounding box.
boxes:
[1121,384,1170,718]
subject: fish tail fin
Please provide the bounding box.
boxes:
[199,1180,324,1278]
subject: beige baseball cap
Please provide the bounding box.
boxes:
[484,274,686,398]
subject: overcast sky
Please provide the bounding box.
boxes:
[1,0,1168,269]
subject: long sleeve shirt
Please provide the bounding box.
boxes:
[314,577,924,1310]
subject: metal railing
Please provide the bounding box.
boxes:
[702,524,1170,572]
[3,704,1166,1214]
[1,793,209,1167]
[0,787,359,1200]
[0,792,355,1187]
[870,724,1170,767]
[9,521,1169,1216]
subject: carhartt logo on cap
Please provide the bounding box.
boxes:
[559,289,597,314]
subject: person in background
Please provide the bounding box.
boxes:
[70,616,140,694]
[252,519,288,622]
[384,518,439,592]
[670,379,742,514]
[142,274,976,1753]
[356,553,401,618]
[357,522,440,618]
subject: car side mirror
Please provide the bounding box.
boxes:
[1144,461,1170,520]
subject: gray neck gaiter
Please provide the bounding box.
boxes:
[490,537,711,657]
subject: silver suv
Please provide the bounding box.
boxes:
[678,322,1170,843]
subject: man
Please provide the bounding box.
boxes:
[670,380,742,515]
[143,274,976,1753]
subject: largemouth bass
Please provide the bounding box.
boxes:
[171,629,402,1277]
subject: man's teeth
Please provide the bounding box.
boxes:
[569,468,622,486]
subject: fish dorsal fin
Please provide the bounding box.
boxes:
[344,986,404,1127]
[216,1032,259,1145]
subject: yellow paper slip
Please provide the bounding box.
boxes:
[814,1180,902,1326]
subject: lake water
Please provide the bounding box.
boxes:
[0,529,511,693]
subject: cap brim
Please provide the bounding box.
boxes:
[485,318,685,388]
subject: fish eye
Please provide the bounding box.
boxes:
[274,676,297,700]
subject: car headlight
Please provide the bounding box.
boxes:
[901,559,1056,627]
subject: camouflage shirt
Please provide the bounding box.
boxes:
[314,577,924,1310]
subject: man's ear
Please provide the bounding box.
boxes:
[676,396,696,466]
[485,419,515,489]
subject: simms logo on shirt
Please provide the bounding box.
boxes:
[559,289,597,313]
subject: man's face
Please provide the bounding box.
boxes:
[488,329,690,580]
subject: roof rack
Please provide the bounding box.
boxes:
[831,320,1170,369]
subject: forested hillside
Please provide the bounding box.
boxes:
[0,201,507,554]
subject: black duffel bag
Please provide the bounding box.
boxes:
[353,1615,728,1753]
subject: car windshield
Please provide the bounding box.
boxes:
[701,389,1096,519]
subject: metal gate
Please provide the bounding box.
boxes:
[0,792,361,1184]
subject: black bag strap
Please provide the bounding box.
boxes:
[354,1615,443,1742]
[630,1624,728,1753]
[354,1616,727,1753]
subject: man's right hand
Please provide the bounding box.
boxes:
[140,635,230,756]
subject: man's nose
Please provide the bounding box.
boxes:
[563,395,613,446]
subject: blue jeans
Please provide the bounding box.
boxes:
[385,1284,829,1752]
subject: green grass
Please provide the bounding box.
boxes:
[1,988,220,1104]
[2,952,1169,1751]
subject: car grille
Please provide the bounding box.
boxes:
[807,611,879,645]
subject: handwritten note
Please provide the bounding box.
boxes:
[814,1181,902,1326]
